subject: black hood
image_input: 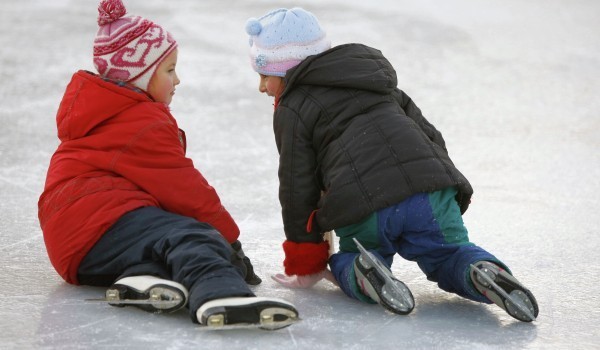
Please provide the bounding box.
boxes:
[283,43,398,97]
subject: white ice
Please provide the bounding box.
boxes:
[1,0,599,349]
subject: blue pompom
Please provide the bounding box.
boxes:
[245,18,262,36]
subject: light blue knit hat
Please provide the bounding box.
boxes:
[245,8,331,77]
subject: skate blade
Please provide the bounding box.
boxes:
[381,281,414,314]
[200,308,301,331]
[86,285,184,310]
[85,298,181,307]
[354,238,415,313]
[470,264,537,322]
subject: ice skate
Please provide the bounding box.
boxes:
[197,297,299,330]
[88,275,188,313]
[470,262,538,322]
[353,238,414,315]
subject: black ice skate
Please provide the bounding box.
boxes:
[353,238,414,315]
[470,262,538,322]
[197,297,299,330]
[88,275,188,313]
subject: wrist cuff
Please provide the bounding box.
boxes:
[282,240,330,276]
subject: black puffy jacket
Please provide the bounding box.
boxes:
[274,43,473,244]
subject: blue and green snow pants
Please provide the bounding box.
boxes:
[329,187,508,304]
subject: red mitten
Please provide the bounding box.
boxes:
[282,240,330,276]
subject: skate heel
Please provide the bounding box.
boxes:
[353,238,414,315]
[197,297,299,330]
[470,262,539,322]
[93,275,189,313]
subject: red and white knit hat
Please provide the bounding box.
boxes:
[93,0,177,91]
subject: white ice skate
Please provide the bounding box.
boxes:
[197,297,299,330]
[353,238,415,315]
[470,261,538,322]
[87,275,188,313]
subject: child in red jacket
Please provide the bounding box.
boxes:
[37,0,297,329]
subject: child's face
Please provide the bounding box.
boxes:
[258,74,285,98]
[147,49,180,105]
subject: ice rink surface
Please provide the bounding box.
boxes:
[1,0,599,349]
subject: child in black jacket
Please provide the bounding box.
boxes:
[245,7,538,322]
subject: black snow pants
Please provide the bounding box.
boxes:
[77,206,254,322]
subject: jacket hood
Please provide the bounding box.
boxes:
[283,44,398,97]
[56,71,152,142]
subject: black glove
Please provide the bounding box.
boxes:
[231,240,262,285]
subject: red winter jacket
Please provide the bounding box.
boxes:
[38,71,240,284]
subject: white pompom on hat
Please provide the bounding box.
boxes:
[93,0,177,91]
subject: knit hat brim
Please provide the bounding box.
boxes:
[250,36,330,77]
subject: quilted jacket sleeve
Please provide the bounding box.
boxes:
[274,106,324,243]
[274,105,329,276]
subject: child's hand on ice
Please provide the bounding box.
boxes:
[271,269,337,288]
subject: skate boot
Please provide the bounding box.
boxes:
[470,261,538,322]
[103,275,188,313]
[353,238,414,315]
[197,297,299,330]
